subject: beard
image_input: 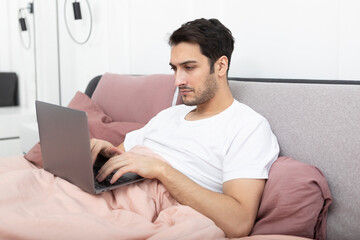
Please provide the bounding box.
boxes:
[181,74,218,106]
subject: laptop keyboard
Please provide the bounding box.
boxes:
[92,155,143,190]
[93,171,133,189]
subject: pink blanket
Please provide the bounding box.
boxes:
[0,153,224,240]
[0,151,314,240]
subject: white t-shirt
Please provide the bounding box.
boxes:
[124,99,279,193]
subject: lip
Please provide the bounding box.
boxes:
[179,89,193,96]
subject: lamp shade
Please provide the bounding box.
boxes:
[73,2,82,20]
[19,17,27,31]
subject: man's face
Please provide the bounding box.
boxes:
[169,42,218,106]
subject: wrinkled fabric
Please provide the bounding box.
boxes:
[0,154,224,240]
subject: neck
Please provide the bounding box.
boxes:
[186,82,234,121]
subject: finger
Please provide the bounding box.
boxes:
[103,146,124,158]
[90,139,102,164]
[110,166,134,184]
[92,145,106,165]
[96,158,128,182]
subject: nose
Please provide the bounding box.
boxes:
[174,70,187,87]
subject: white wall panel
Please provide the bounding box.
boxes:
[58,0,110,106]
[107,0,131,74]
[34,0,60,105]
[223,0,339,79]
[3,0,360,109]
[0,0,11,70]
[128,0,190,75]
[6,0,36,109]
[52,0,360,107]
[338,0,360,80]
[190,0,222,20]
[4,0,358,111]
[128,0,224,75]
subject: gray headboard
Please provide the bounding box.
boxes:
[229,78,360,240]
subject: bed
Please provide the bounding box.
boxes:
[1,73,359,239]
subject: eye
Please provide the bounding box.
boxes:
[185,66,195,71]
[170,65,177,71]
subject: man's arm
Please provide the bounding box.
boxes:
[94,144,264,238]
[157,164,265,238]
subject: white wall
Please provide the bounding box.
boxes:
[34,0,61,105]
[56,0,360,106]
[1,0,360,107]
[226,0,340,79]
[338,0,360,79]
[0,0,37,109]
[0,0,11,70]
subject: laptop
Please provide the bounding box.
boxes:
[35,100,144,194]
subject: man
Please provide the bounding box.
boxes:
[91,18,279,238]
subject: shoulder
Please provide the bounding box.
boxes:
[223,100,277,144]
[228,100,268,125]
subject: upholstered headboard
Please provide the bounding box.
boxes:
[228,77,360,240]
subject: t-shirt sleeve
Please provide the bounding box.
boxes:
[123,127,146,151]
[222,117,279,183]
[123,111,161,151]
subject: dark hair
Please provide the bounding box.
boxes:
[169,18,235,73]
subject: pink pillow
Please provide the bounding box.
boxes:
[91,73,178,124]
[251,157,332,240]
[24,91,144,167]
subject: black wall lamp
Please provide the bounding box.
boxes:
[18,2,34,31]
[19,15,27,31]
[64,0,93,45]
[18,2,34,49]
[28,1,34,14]
[73,1,82,20]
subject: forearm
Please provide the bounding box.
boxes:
[156,164,256,238]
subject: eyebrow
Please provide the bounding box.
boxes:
[169,60,198,67]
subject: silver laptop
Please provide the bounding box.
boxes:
[35,100,144,194]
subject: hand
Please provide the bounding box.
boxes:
[96,151,168,184]
[90,138,123,164]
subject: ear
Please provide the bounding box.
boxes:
[216,56,229,77]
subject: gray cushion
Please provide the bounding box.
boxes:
[229,79,360,240]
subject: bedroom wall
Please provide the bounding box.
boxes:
[2,0,360,107]
[56,0,360,106]
[0,0,37,109]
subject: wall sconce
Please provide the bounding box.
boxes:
[28,1,34,14]
[18,2,33,49]
[64,0,93,45]
[19,15,27,31]
[73,1,82,20]
[18,2,33,31]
